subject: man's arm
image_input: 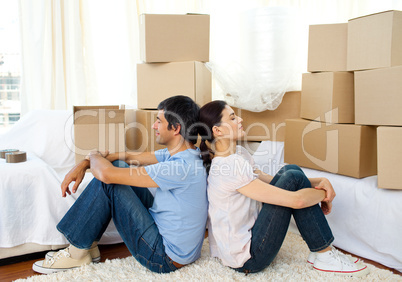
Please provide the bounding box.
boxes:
[105,151,158,166]
[89,152,158,188]
[61,159,90,197]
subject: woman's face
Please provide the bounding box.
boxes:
[214,105,244,140]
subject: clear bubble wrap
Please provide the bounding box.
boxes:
[207,7,303,112]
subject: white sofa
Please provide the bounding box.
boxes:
[0,110,122,260]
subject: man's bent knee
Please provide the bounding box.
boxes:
[112,160,129,168]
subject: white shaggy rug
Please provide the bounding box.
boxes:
[17,232,401,281]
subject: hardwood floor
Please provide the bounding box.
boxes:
[0,243,131,282]
[0,244,400,281]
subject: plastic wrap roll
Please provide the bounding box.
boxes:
[207,7,302,112]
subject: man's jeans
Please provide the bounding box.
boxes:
[234,164,334,273]
[57,160,178,273]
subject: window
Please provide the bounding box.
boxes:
[0,0,21,134]
[8,113,20,124]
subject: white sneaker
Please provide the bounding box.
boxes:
[313,247,369,277]
[307,250,359,265]
[46,246,101,263]
[33,248,92,274]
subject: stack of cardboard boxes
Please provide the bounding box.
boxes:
[232,91,302,143]
[285,10,402,188]
[74,14,211,162]
[349,10,402,189]
[126,14,212,152]
[284,19,377,179]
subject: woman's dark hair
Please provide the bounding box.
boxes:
[157,95,200,144]
[198,100,227,173]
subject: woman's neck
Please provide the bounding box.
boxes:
[214,138,237,157]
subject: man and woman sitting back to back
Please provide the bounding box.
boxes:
[33,95,368,278]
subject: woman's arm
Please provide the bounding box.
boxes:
[237,179,325,209]
[254,169,274,184]
[308,177,336,202]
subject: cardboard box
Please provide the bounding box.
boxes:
[140,14,210,63]
[74,106,125,164]
[301,72,354,124]
[347,10,402,71]
[125,109,201,152]
[137,61,211,109]
[233,91,301,142]
[377,126,402,189]
[308,23,348,72]
[355,66,402,126]
[125,109,165,152]
[284,118,377,178]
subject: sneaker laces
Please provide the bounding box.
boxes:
[330,247,355,268]
[46,248,71,266]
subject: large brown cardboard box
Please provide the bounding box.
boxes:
[355,66,402,126]
[233,91,301,142]
[301,72,354,124]
[308,23,348,72]
[74,106,125,164]
[347,10,402,71]
[137,61,211,109]
[284,118,377,178]
[125,109,165,152]
[377,126,402,189]
[125,109,201,152]
[140,14,209,63]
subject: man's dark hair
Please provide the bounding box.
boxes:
[157,95,200,144]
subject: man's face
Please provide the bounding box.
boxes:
[152,110,175,145]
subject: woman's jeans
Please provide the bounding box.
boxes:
[234,164,334,273]
[57,160,178,273]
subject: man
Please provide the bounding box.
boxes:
[33,95,208,274]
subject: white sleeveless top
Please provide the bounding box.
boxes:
[207,146,261,268]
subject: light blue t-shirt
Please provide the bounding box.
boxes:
[144,147,208,264]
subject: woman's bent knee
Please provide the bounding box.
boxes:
[282,164,302,172]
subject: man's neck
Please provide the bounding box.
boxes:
[166,138,196,156]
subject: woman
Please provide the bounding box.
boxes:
[198,100,368,277]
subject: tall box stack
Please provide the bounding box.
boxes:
[285,23,377,178]
[131,14,211,151]
[348,10,402,189]
[137,14,211,109]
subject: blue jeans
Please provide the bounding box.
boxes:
[57,160,178,273]
[234,164,334,273]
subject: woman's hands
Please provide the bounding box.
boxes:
[314,177,336,215]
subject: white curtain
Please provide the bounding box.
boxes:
[18,0,402,114]
[18,0,140,114]
[19,0,89,114]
